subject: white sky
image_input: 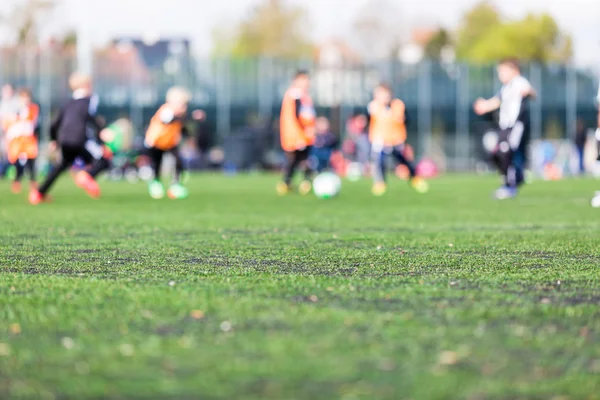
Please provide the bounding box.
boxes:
[1,0,599,66]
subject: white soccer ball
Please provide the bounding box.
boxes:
[591,192,600,208]
[313,172,342,199]
[482,130,499,153]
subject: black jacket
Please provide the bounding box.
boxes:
[50,94,104,147]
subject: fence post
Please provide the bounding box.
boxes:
[565,64,577,140]
[418,61,432,158]
[258,56,273,120]
[216,58,231,140]
[529,63,543,140]
[76,13,93,75]
[39,46,52,145]
[455,63,470,171]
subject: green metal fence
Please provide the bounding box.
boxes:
[1,48,598,170]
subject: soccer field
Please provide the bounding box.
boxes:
[1,174,599,399]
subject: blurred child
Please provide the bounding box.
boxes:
[277,70,316,195]
[353,114,370,170]
[144,86,191,199]
[368,83,428,196]
[474,58,536,199]
[310,117,337,173]
[5,88,39,194]
[0,84,18,178]
[30,72,112,205]
[596,83,600,160]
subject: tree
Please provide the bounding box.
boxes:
[455,2,572,63]
[351,0,404,61]
[455,1,501,60]
[61,30,78,48]
[212,0,313,59]
[424,29,452,61]
[0,0,56,45]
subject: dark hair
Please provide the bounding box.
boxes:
[499,58,521,72]
[294,70,309,79]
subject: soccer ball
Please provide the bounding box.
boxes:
[313,172,342,199]
[482,130,499,154]
[591,192,600,208]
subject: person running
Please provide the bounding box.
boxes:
[368,83,428,196]
[5,88,39,194]
[144,86,191,200]
[277,70,316,195]
[474,58,536,199]
[30,72,111,204]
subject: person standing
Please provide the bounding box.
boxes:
[144,87,191,200]
[30,73,112,204]
[0,84,18,178]
[368,83,428,196]
[192,109,211,169]
[474,58,536,199]
[595,83,600,161]
[277,70,316,195]
[574,118,588,175]
[5,88,40,194]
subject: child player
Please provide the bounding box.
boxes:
[144,86,190,200]
[277,70,316,195]
[474,58,536,199]
[30,72,112,205]
[596,83,600,161]
[4,88,39,194]
[368,83,428,196]
[310,117,337,173]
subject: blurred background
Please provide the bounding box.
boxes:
[0,0,599,178]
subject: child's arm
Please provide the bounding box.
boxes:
[49,108,64,143]
[473,97,501,115]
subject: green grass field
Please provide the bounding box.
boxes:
[1,174,599,400]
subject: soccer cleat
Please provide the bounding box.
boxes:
[494,186,517,200]
[75,171,101,198]
[167,183,189,200]
[276,182,291,196]
[372,182,387,196]
[149,180,165,199]
[28,190,51,205]
[410,177,429,194]
[11,181,22,194]
[298,180,312,196]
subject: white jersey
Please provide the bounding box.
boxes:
[498,75,532,130]
[0,98,19,132]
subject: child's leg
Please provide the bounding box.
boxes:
[148,147,164,181]
[283,150,302,186]
[165,148,189,199]
[298,147,313,181]
[79,140,111,179]
[496,146,514,187]
[88,157,110,179]
[371,148,387,184]
[14,161,25,183]
[168,148,184,184]
[391,145,416,179]
[26,158,36,183]
[11,160,24,193]
[38,147,78,195]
